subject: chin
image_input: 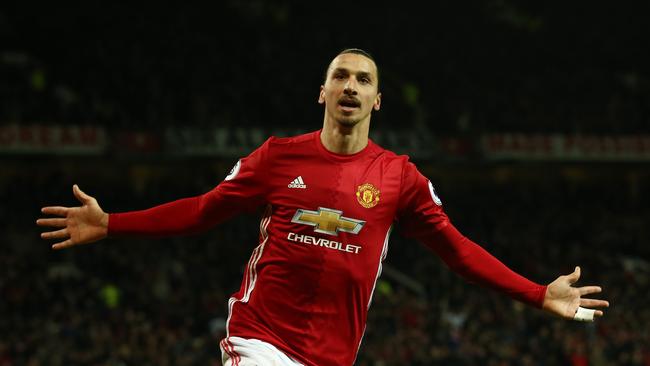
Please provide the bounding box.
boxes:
[337,111,364,126]
[337,118,359,127]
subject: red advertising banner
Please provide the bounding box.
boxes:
[0,124,107,154]
[481,134,650,161]
[2,124,648,161]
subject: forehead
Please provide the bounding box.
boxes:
[327,53,378,78]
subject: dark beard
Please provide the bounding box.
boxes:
[338,118,359,127]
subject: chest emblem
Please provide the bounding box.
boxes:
[356,183,380,208]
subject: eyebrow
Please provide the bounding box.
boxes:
[332,68,374,81]
[357,71,372,80]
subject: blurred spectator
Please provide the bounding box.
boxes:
[1,3,649,134]
[2,3,648,365]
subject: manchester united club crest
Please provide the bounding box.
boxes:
[356,183,380,208]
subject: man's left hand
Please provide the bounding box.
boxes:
[542,266,609,321]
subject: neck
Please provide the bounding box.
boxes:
[320,117,370,155]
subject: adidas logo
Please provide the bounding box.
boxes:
[288,176,307,189]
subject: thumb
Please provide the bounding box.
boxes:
[566,266,581,285]
[73,184,92,205]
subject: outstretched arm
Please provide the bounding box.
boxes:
[397,162,609,321]
[424,224,609,321]
[543,266,609,321]
[37,138,272,249]
[425,224,547,308]
[38,182,258,248]
[37,184,109,250]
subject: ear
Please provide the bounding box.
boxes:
[318,85,325,104]
[373,92,382,111]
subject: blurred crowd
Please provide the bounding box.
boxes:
[2,2,649,365]
[2,2,649,134]
[1,159,648,365]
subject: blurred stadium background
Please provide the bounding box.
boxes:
[1,2,649,365]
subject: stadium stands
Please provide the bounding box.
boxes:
[2,2,649,364]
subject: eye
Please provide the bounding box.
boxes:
[359,77,371,84]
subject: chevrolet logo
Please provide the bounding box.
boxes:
[291,207,365,236]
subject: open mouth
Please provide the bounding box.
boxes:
[338,98,361,111]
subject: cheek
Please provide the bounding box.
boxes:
[326,90,341,103]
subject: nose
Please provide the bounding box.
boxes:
[344,78,358,96]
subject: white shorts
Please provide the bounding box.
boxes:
[220,337,304,366]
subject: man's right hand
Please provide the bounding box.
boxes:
[37,184,109,250]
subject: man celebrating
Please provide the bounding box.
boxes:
[38,49,609,366]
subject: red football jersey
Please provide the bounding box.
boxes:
[109,130,546,366]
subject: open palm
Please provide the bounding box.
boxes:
[543,266,609,321]
[37,184,109,250]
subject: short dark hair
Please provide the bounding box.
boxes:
[338,48,376,63]
[323,48,380,90]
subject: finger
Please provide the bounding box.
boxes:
[567,266,581,285]
[594,310,604,318]
[41,206,70,216]
[41,228,69,240]
[573,306,595,321]
[52,239,74,250]
[580,298,609,308]
[578,286,602,296]
[73,184,93,205]
[36,218,67,228]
